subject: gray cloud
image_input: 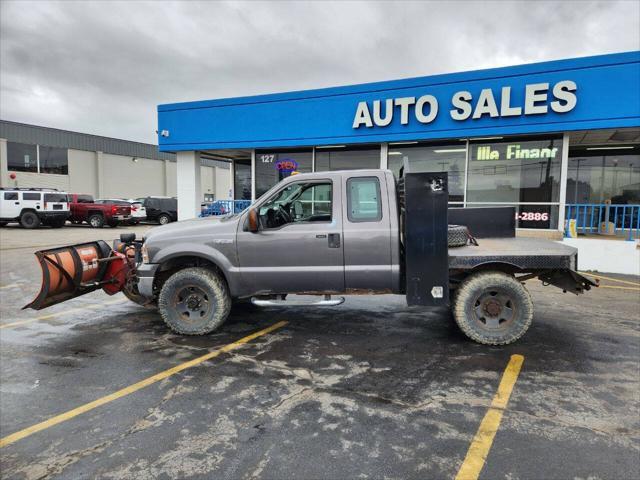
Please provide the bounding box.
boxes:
[1,0,638,144]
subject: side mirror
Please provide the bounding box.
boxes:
[248,208,260,233]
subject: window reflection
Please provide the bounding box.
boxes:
[255,149,312,198]
[567,148,640,204]
[315,146,380,172]
[387,142,466,202]
[466,137,562,203]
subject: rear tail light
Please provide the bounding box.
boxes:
[131,205,138,212]
[111,205,117,214]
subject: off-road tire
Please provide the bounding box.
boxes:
[88,214,105,228]
[20,211,40,229]
[158,267,231,335]
[0,221,8,227]
[158,214,171,225]
[453,271,533,345]
[448,225,469,247]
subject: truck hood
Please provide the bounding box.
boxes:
[144,215,237,242]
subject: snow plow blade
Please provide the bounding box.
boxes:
[23,239,135,310]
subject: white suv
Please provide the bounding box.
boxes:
[0,188,70,228]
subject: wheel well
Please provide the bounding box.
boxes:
[470,262,523,275]
[155,255,229,294]
[450,262,524,290]
[19,208,37,217]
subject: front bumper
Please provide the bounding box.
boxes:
[136,263,159,298]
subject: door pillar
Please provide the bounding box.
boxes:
[177,150,202,220]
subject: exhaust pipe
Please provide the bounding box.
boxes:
[23,235,139,311]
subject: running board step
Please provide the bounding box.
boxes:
[251,295,345,307]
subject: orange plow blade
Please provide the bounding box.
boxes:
[23,240,134,310]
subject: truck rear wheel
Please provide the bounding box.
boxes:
[20,211,40,229]
[453,271,533,345]
[88,214,105,228]
[158,267,231,335]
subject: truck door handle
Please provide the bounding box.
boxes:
[14,202,20,205]
[328,233,340,248]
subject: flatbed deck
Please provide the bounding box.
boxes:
[448,237,577,270]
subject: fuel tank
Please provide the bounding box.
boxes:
[23,240,135,310]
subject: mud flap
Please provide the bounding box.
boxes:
[538,269,598,295]
[23,240,124,310]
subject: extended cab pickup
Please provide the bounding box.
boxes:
[69,194,131,228]
[131,170,594,345]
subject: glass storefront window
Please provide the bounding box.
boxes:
[39,146,68,175]
[387,142,466,202]
[315,145,380,172]
[466,136,562,203]
[7,142,38,173]
[567,146,640,204]
[255,149,312,198]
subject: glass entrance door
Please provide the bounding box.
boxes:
[234,158,252,200]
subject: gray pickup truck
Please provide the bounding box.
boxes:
[111,169,592,345]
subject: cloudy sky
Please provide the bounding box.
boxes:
[1,0,638,144]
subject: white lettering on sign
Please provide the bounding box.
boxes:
[476,144,559,161]
[352,80,577,128]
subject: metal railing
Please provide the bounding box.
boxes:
[200,200,253,217]
[565,204,640,241]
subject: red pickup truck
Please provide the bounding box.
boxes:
[69,194,131,228]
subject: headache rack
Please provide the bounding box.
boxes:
[397,170,450,307]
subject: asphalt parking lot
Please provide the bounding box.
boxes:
[1,225,639,480]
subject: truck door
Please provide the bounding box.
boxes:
[342,173,394,291]
[236,177,345,294]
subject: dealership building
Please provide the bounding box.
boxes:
[0,120,231,201]
[157,51,639,274]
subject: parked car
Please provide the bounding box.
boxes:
[69,194,131,228]
[0,188,70,229]
[137,197,177,224]
[96,199,146,225]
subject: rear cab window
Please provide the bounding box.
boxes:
[347,177,382,222]
[76,195,94,203]
[4,192,18,200]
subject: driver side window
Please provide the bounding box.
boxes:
[259,181,333,229]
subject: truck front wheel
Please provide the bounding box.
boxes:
[158,267,231,335]
[453,271,533,345]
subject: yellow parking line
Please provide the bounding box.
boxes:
[0,320,287,448]
[455,354,524,480]
[579,271,640,287]
[597,285,640,292]
[0,298,128,329]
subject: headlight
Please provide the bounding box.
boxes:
[141,244,149,263]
